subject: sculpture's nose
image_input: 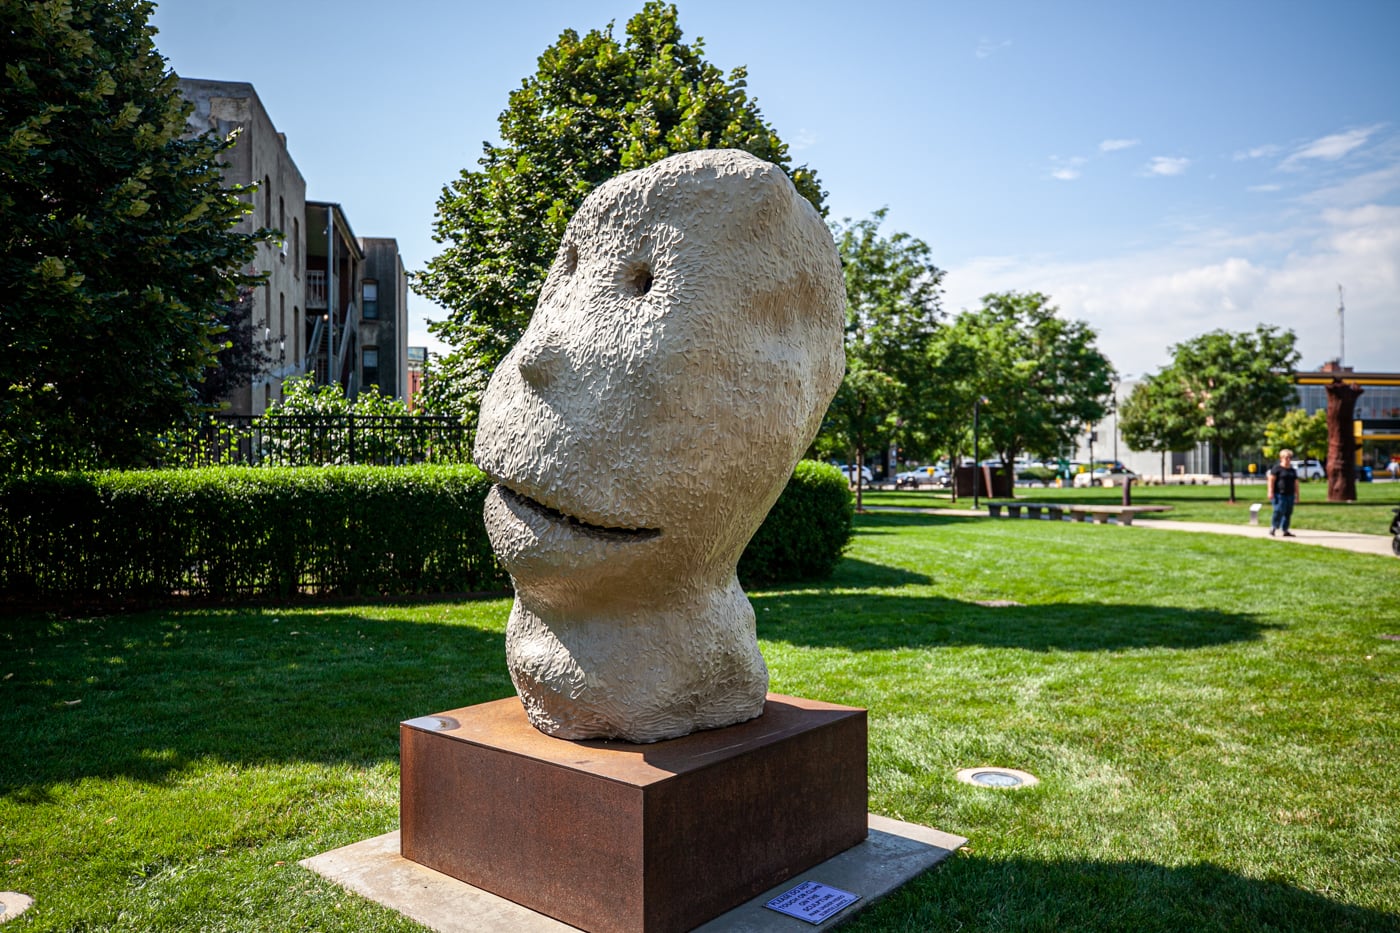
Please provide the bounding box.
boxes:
[516,321,567,388]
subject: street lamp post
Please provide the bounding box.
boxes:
[1087,425,1094,487]
[1111,373,1134,468]
[973,395,990,510]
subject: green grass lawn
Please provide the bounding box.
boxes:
[860,479,1400,534]
[3,514,1398,931]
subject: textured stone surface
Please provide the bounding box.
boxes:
[474,150,845,742]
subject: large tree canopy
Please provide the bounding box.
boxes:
[1118,373,1198,480]
[1150,326,1300,501]
[820,358,902,510]
[1262,408,1327,464]
[0,0,266,470]
[415,1,825,431]
[815,210,946,469]
[942,292,1115,469]
[195,287,270,408]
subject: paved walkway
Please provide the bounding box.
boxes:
[865,506,1397,558]
[1132,518,1396,557]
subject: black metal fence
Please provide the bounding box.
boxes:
[164,414,472,467]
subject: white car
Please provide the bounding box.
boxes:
[831,462,873,484]
[1296,459,1325,480]
[896,466,948,488]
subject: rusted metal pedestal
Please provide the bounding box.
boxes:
[400,694,868,933]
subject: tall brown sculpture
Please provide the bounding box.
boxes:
[1325,380,1364,502]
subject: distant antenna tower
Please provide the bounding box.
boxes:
[1337,284,1345,366]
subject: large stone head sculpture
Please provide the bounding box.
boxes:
[474,149,845,742]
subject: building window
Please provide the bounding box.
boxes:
[278,196,286,261]
[362,346,379,389]
[263,175,271,228]
[362,279,379,320]
[292,217,300,276]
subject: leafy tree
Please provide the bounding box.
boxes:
[921,329,982,474]
[824,209,946,470]
[0,0,268,471]
[196,286,271,408]
[1118,374,1197,481]
[415,1,825,431]
[1262,408,1327,466]
[820,359,902,511]
[941,292,1115,474]
[1155,326,1300,501]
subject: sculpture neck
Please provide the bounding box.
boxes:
[505,574,769,743]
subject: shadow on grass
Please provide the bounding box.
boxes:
[0,608,514,799]
[751,557,935,589]
[754,591,1274,653]
[856,852,1399,933]
[0,567,1273,799]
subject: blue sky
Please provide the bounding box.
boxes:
[150,0,1400,379]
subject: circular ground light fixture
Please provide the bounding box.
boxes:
[0,893,34,924]
[956,767,1040,789]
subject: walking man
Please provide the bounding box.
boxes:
[1266,449,1300,537]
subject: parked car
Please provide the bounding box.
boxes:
[1296,459,1325,480]
[895,466,949,488]
[831,462,873,484]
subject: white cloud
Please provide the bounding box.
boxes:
[1280,124,1383,169]
[976,38,1012,59]
[1146,156,1190,176]
[1099,138,1140,152]
[789,128,818,152]
[1234,144,1281,161]
[1048,155,1086,181]
[1298,160,1400,207]
[1248,184,1283,193]
[942,205,1400,378]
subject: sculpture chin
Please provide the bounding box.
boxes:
[485,483,769,742]
[504,577,770,744]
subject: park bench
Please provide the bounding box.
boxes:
[986,501,1173,525]
[1064,505,1173,526]
[986,501,1066,521]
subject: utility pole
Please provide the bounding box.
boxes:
[1338,284,1345,367]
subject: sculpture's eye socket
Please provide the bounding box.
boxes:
[559,242,578,276]
[623,261,654,298]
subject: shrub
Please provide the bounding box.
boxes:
[1018,466,1058,485]
[740,461,855,587]
[0,466,504,604]
[1,460,851,607]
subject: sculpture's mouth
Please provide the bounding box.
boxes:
[495,484,661,542]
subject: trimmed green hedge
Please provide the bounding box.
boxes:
[740,460,855,587]
[0,465,505,603]
[1,460,852,606]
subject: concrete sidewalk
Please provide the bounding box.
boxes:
[865,505,1397,558]
[1131,518,1396,558]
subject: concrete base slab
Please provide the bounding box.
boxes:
[301,815,965,932]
